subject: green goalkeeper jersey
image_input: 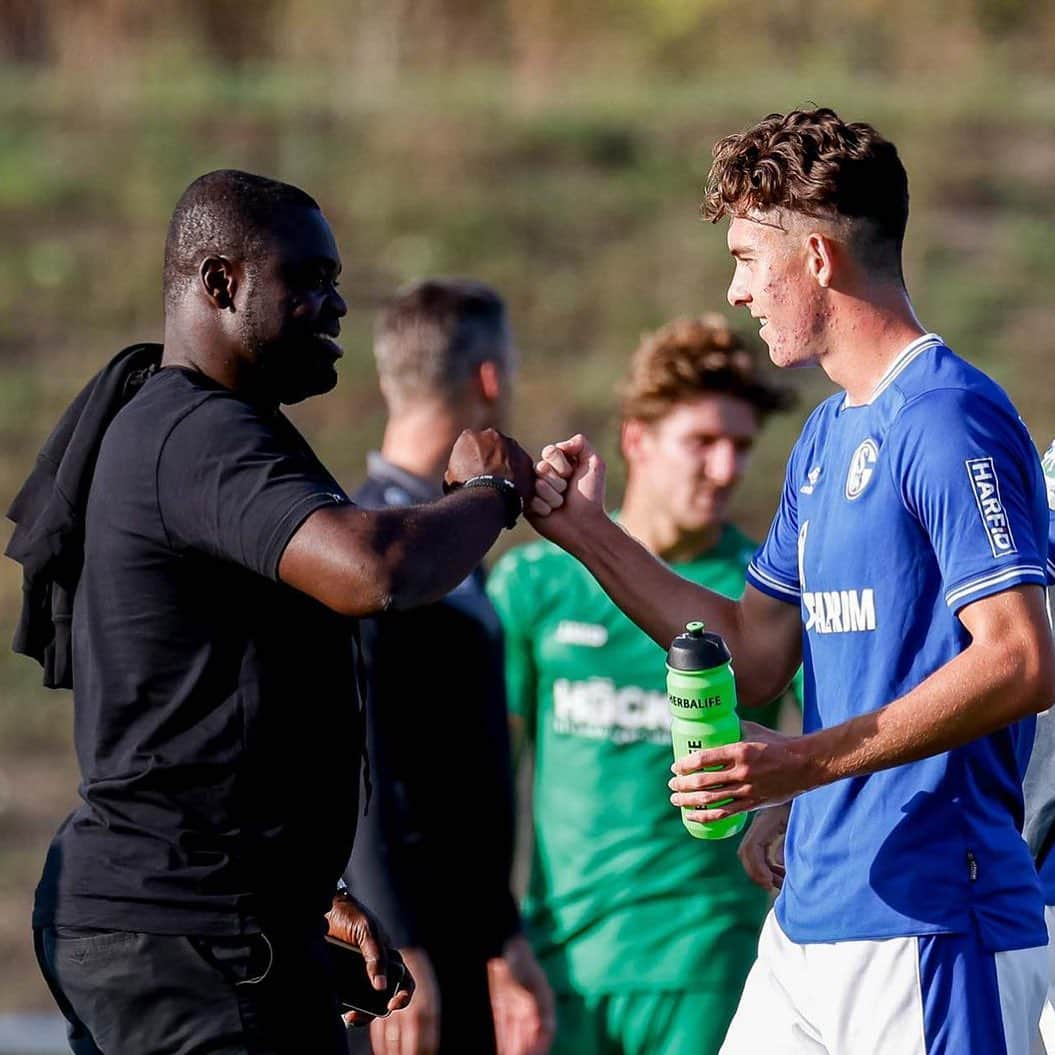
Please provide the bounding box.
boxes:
[487,524,797,994]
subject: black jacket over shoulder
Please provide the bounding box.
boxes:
[6,343,161,689]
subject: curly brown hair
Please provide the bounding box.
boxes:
[620,314,795,424]
[702,107,909,279]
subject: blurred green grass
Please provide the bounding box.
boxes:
[0,62,1053,1008]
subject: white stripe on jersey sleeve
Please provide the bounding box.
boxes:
[944,564,1046,609]
[747,562,802,600]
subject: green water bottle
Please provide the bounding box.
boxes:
[667,621,746,840]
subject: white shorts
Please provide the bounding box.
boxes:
[720,910,1047,1055]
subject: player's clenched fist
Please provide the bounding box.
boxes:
[529,444,570,517]
[529,435,607,516]
[526,434,608,554]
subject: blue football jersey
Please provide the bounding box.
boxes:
[747,334,1048,951]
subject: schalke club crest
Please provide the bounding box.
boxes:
[845,439,879,500]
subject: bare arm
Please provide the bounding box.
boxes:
[529,434,802,707]
[807,584,1054,779]
[279,488,508,617]
[672,584,1055,818]
[280,427,535,618]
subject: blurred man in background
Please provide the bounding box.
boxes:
[487,315,798,1055]
[344,278,554,1055]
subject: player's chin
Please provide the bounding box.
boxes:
[767,340,803,371]
[762,335,794,367]
[686,497,725,526]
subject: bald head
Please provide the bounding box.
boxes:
[162,169,319,312]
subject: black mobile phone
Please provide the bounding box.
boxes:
[324,936,407,1018]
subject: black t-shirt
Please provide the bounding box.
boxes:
[34,366,362,937]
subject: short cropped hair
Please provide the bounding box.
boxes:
[163,169,319,310]
[374,279,513,410]
[620,314,795,424]
[703,108,909,280]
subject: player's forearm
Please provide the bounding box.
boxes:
[567,511,797,705]
[804,631,1055,787]
[570,508,741,651]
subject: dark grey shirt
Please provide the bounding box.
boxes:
[343,453,519,955]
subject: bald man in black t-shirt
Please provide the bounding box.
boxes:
[28,171,535,1055]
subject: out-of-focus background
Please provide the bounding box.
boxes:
[0,0,1054,1034]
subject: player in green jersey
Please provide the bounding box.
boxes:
[487,315,799,1055]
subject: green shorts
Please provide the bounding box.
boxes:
[552,987,737,1055]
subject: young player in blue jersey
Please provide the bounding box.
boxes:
[527,108,1055,1054]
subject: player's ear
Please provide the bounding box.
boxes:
[805,233,836,290]
[621,418,647,464]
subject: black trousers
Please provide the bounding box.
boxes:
[345,948,496,1055]
[34,925,350,1055]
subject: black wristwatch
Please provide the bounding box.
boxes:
[444,474,523,529]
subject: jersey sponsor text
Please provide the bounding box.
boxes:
[553,620,609,647]
[803,588,877,634]
[552,677,669,744]
[966,457,1018,557]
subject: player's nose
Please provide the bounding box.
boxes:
[727,274,749,309]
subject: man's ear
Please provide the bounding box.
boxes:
[200,255,239,311]
[476,359,504,403]
[805,232,837,289]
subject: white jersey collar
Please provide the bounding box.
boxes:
[843,332,944,409]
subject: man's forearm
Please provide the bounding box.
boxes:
[279,487,513,617]
[383,487,509,610]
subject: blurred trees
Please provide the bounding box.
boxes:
[2,0,1054,86]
